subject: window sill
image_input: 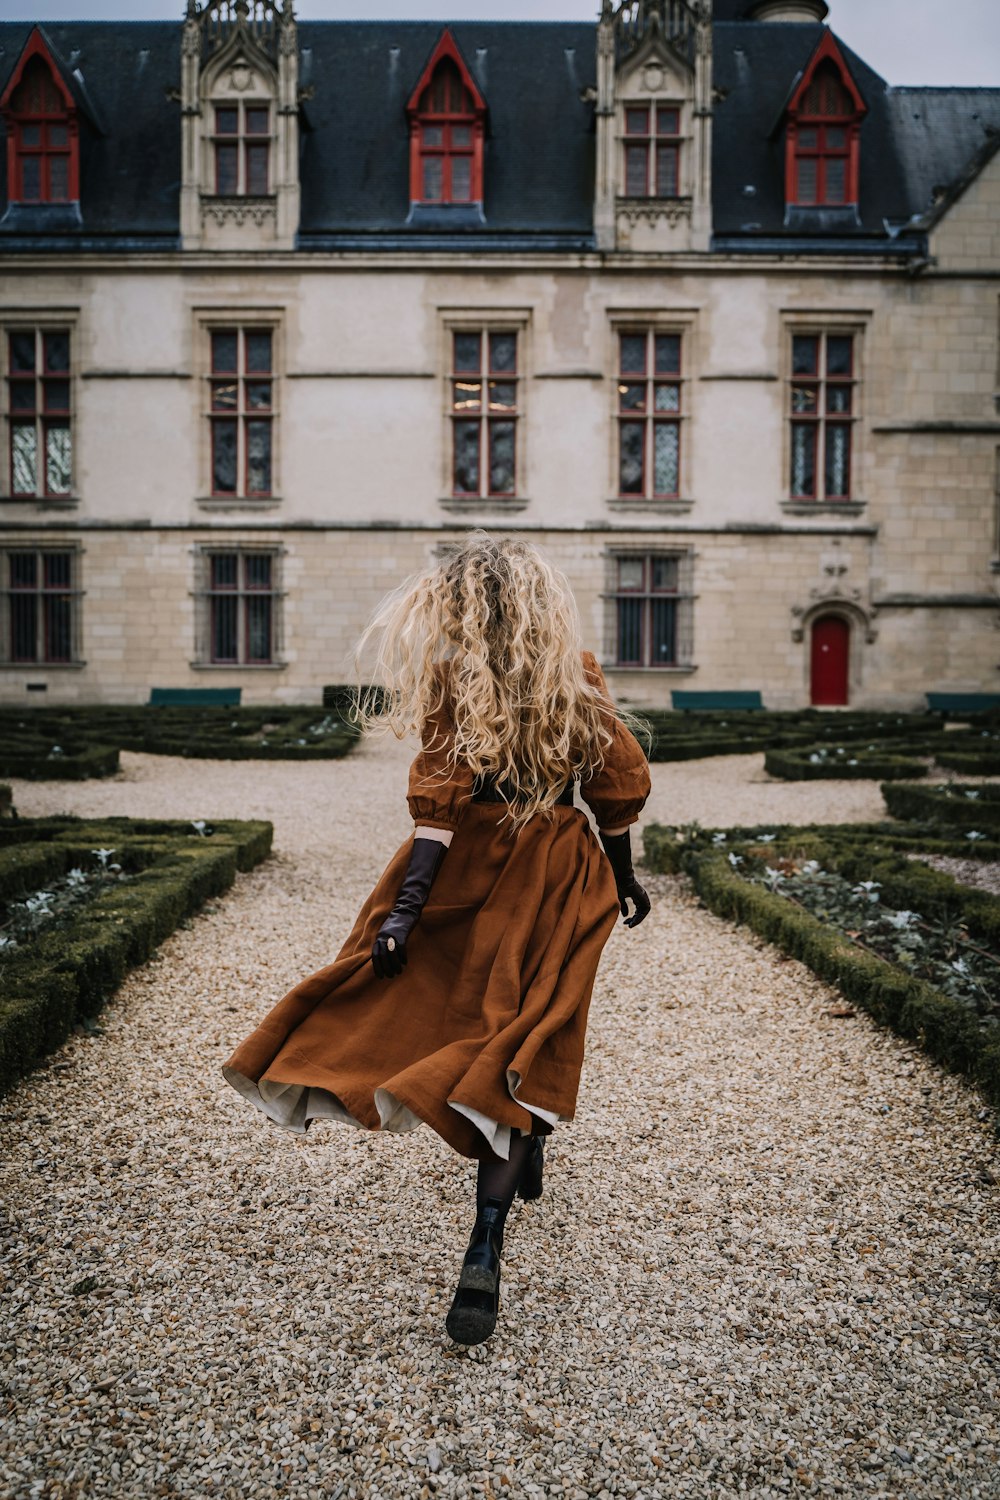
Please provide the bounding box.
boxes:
[780,500,867,517]
[1,496,80,508]
[2,660,86,671]
[607,498,693,514]
[190,661,287,671]
[602,663,697,675]
[438,498,530,514]
[196,497,283,512]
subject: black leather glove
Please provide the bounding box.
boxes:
[599,828,651,929]
[371,836,447,979]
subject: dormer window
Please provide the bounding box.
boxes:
[407,31,486,209]
[624,105,682,198]
[1,30,78,205]
[213,103,270,196]
[785,33,865,209]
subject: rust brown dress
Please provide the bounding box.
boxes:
[221,651,651,1161]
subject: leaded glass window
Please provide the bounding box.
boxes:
[212,102,271,196]
[209,328,274,498]
[617,329,683,499]
[204,550,276,665]
[789,331,855,501]
[6,328,72,498]
[623,105,682,198]
[610,552,692,669]
[450,329,519,497]
[2,547,77,663]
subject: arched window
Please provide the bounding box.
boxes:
[407,32,486,208]
[785,34,865,209]
[1,31,78,205]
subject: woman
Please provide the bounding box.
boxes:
[222,534,652,1345]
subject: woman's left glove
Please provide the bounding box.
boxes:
[371,836,447,979]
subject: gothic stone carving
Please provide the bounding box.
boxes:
[202,195,276,227]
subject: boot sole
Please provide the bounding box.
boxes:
[457,1262,498,1293]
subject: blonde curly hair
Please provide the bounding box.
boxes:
[353,533,642,832]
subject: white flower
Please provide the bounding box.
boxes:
[965,790,980,800]
[92,848,115,867]
[966,831,987,842]
[809,753,823,764]
[801,860,822,876]
[757,834,776,844]
[888,910,918,930]
[712,832,727,845]
[25,892,53,914]
[848,759,859,766]
[952,958,970,976]
[727,852,744,867]
[66,867,87,887]
[191,820,209,837]
[764,866,785,888]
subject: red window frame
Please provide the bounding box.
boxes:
[616,329,683,500]
[7,328,72,499]
[208,328,273,499]
[789,331,856,501]
[5,548,75,664]
[784,33,865,208]
[0,30,79,205]
[406,31,486,207]
[212,102,271,196]
[623,105,682,198]
[206,550,275,665]
[450,329,519,498]
[613,554,681,669]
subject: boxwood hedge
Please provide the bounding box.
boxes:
[882,782,1000,831]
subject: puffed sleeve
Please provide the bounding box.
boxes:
[406,683,475,835]
[577,650,652,832]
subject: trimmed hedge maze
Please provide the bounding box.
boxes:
[0,813,272,1097]
[0,705,360,779]
[642,813,1000,1117]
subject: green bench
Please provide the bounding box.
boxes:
[671,690,764,712]
[148,688,242,707]
[926,692,1000,717]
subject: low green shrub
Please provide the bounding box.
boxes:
[0,816,272,1097]
[882,782,1000,831]
[764,747,928,781]
[0,741,120,780]
[640,709,945,763]
[935,750,1000,775]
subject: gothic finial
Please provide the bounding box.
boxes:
[186,0,197,16]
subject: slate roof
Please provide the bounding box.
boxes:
[0,14,996,256]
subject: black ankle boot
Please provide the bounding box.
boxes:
[445,1197,504,1345]
[515,1135,544,1202]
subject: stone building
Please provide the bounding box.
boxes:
[0,0,998,708]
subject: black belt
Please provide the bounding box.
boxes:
[473,774,574,808]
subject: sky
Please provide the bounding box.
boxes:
[1,0,998,88]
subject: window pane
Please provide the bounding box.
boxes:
[11,594,37,661]
[21,123,42,148]
[21,158,41,201]
[824,157,846,203]
[656,107,680,135]
[791,383,819,414]
[619,334,646,376]
[826,383,852,414]
[246,419,272,494]
[654,383,680,413]
[619,422,644,495]
[44,552,71,588]
[10,381,36,413]
[825,126,847,150]
[422,156,443,201]
[453,332,481,373]
[246,381,272,411]
[211,331,238,373]
[10,553,37,588]
[618,383,646,413]
[791,423,816,497]
[244,553,272,590]
[422,125,444,148]
[656,144,679,196]
[215,107,238,135]
[625,143,648,196]
[12,425,37,494]
[489,333,517,374]
[487,381,516,411]
[211,379,238,411]
[654,422,679,495]
[488,421,515,494]
[453,420,480,494]
[618,557,644,591]
[825,424,851,497]
[44,593,72,662]
[47,156,69,201]
[245,107,270,135]
[212,419,238,493]
[211,595,238,662]
[9,331,36,373]
[826,335,853,377]
[654,334,681,375]
[245,330,272,375]
[246,595,272,663]
[651,597,677,664]
[48,124,69,148]
[625,107,649,136]
[44,332,69,373]
[616,597,642,665]
[451,125,472,148]
[211,553,238,589]
[796,157,818,203]
[246,145,269,195]
[216,143,238,194]
[792,335,819,376]
[453,378,482,412]
[450,156,472,201]
[651,556,678,592]
[43,379,70,412]
[797,127,818,150]
[45,423,71,494]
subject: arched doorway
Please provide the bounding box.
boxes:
[810,614,850,705]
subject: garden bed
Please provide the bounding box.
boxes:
[882,781,1000,832]
[641,709,945,764]
[0,814,272,1097]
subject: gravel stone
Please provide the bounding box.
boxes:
[0,743,998,1499]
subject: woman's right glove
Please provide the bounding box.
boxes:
[599,828,651,928]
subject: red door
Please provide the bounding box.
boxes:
[810,615,850,706]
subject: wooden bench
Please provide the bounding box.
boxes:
[671,690,764,712]
[148,687,242,707]
[926,692,1000,716]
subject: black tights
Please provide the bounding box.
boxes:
[476,1130,542,1233]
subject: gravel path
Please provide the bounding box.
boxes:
[2,743,999,1500]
